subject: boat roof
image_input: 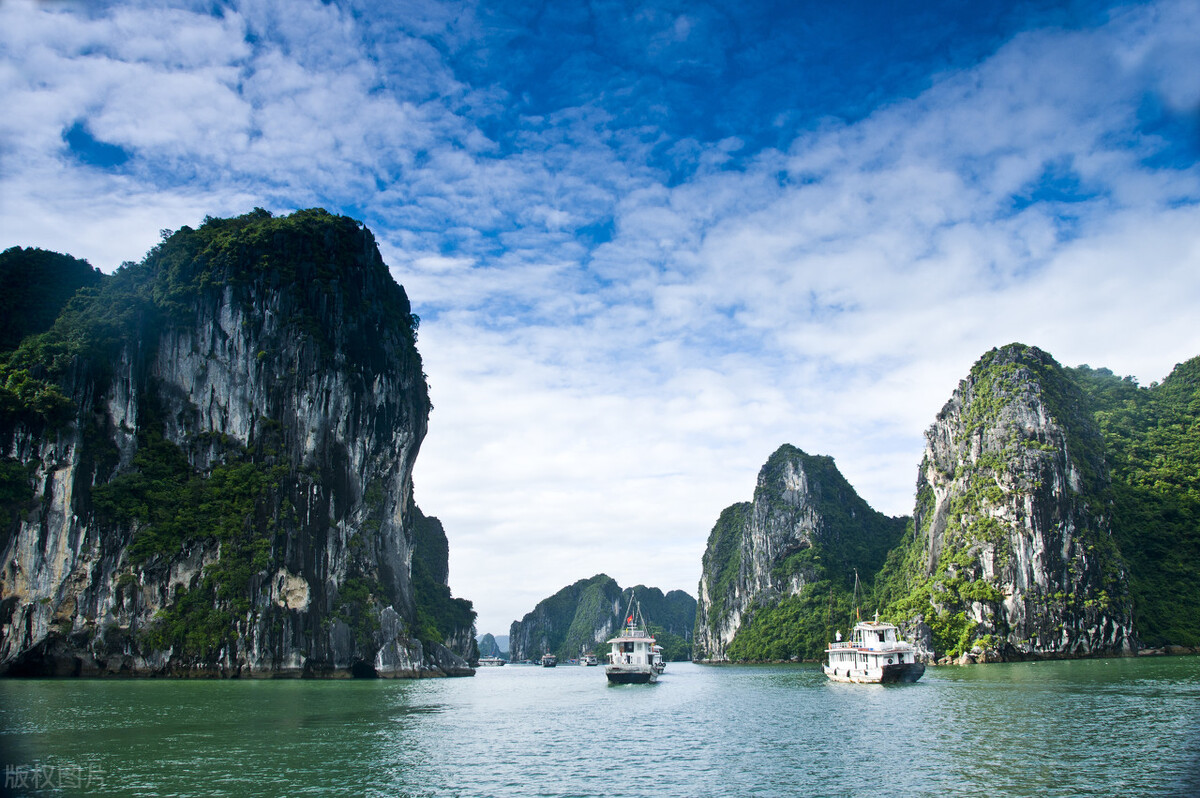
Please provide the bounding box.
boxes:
[851,612,898,631]
[607,628,655,644]
[853,620,898,630]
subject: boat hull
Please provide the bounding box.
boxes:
[605,667,657,684]
[823,662,925,684]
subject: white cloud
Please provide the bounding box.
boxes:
[416,2,1200,633]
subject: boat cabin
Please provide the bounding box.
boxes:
[855,622,900,648]
[609,629,653,667]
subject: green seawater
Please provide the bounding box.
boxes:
[1,657,1198,797]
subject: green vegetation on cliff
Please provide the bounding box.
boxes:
[138,207,421,357]
[410,506,477,650]
[1,209,426,428]
[91,401,290,657]
[727,580,858,662]
[0,247,103,353]
[874,345,1199,656]
[0,458,34,552]
[699,502,749,628]
[510,574,621,661]
[1072,358,1200,647]
[634,587,697,661]
[0,247,98,426]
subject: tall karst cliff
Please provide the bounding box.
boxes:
[877,344,1136,661]
[693,445,906,662]
[0,209,474,677]
[508,575,696,662]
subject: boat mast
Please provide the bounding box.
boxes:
[853,568,860,623]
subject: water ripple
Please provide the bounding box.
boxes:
[0,658,1197,796]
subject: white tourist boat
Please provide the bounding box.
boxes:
[580,653,599,666]
[541,653,557,667]
[824,613,925,684]
[478,656,505,666]
[605,600,658,684]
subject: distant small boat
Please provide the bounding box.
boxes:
[605,599,658,684]
[581,653,599,666]
[478,656,505,667]
[824,613,925,684]
[541,653,557,668]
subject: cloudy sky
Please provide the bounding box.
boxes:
[3,0,1200,636]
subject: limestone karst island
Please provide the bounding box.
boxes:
[1,210,1198,678]
[0,210,474,677]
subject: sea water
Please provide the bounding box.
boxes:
[1,657,1198,797]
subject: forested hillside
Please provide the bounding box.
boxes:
[1071,358,1200,647]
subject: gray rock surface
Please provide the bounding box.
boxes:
[909,344,1136,658]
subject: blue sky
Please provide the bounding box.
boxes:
[3,0,1200,636]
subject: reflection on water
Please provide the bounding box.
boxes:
[1,657,1198,796]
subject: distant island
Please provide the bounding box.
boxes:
[476,633,508,660]
[509,575,695,663]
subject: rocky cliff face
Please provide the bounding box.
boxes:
[693,445,906,662]
[691,441,902,657]
[410,506,478,666]
[888,344,1136,661]
[508,575,695,662]
[0,209,473,677]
